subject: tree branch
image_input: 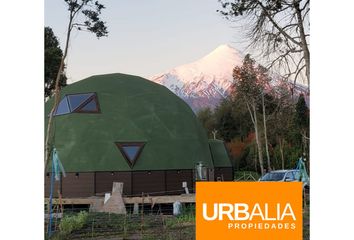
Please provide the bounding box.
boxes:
[256,0,301,46]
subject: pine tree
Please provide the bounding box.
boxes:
[45,27,67,98]
[295,94,309,158]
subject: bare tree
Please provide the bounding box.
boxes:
[45,0,108,175]
[218,0,310,89]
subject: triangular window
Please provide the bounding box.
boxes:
[53,97,70,116]
[50,92,100,117]
[115,142,145,168]
[75,95,100,113]
[67,93,94,111]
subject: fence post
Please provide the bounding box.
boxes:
[123,213,127,237]
[141,192,144,237]
[91,218,95,239]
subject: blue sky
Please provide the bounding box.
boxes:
[45,0,245,83]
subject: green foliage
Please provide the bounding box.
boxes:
[239,142,257,170]
[194,52,310,173]
[45,27,67,98]
[258,93,277,115]
[218,0,284,18]
[64,0,108,38]
[272,141,302,169]
[196,68,308,173]
[209,97,252,142]
[45,1,108,98]
[233,54,270,102]
[295,94,309,131]
[59,211,88,236]
[234,171,260,181]
[165,204,195,228]
[51,211,196,239]
[181,204,195,216]
[196,107,216,138]
[294,93,309,157]
[214,99,240,141]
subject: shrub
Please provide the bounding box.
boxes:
[59,211,88,235]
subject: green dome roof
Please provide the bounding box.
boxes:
[208,139,232,167]
[45,73,213,172]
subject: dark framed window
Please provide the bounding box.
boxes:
[74,94,100,113]
[115,142,145,168]
[51,92,100,116]
[67,93,93,111]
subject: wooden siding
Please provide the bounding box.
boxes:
[132,171,165,196]
[165,170,193,195]
[45,169,205,198]
[45,173,61,198]
[62,173,95,198]
[214,167,234,181]
[95,171,132,196]
[208,168,215,182]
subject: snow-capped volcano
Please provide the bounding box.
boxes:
[150,44,244,111]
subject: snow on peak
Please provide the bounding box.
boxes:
[150,44,244,107]
[149,45,307,112]
[204,44,241,59]
[174,45,241,80]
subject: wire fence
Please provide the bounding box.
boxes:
[120,188,193,198]
[45,201,310,240]
[45,202,196,240]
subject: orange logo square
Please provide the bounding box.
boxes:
[196,182,302,240]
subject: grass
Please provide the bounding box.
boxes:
[49,205,196,240]
[165,205,195,228]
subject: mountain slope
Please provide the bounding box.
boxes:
[149,44,309,111]
[150,44,243,111]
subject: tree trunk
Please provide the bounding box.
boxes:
[245,99,264,176]
[262,92,271,171]
[252,102,264,176]
[254,144,258,173]
[44,13,74,175]
[302,129,308,158]
[294,0,310,87]
[279,137,285,170]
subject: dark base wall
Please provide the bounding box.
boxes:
[45,169,201,198]
[95,171,132,196]
[45,173,61,198]
[214,167,234,181]
[165,170,193,195]
[62,173,95,197]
